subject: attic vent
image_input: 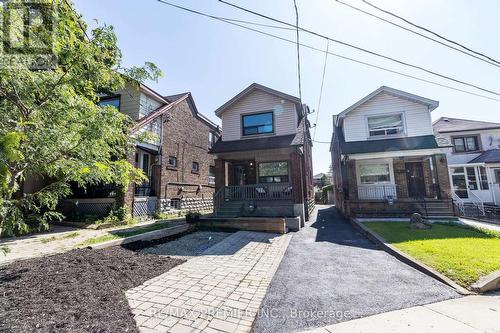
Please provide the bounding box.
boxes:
[443,117,450,122]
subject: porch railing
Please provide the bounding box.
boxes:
[468,191,485,216]
[213,184,293,214]
[358,184,397,200]
[452,192,465,216]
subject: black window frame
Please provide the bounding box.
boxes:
[242,111,274,137]
[98,95,121,111]
[452,135,480,153]
[257,161,289,184]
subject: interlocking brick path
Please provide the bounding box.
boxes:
[126,231,291,333]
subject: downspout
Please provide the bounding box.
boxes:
[428,156,438,199]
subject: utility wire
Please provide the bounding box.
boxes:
[218,0,500,97]
[334,0,500,68]
[313,40,330,141]
[362,0,500,66]
[154,0,500,103]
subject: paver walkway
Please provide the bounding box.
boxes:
[126,231,291,333]
[252,205,460,333]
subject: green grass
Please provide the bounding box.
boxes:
[40,231,80,244]
[363,222,500,287]
[81,222,175,246]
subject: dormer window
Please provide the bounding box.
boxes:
[242,111,274,136]
[367,114,404,137]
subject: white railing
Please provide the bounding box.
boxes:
[469,191,485,216]
[358,184,397,200]
[452,192,465,216]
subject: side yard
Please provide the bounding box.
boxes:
[363,222,500,288]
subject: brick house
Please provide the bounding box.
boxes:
[209,83,314,224]
[330,86,453,218]
[433,117,500,216]
[64,82,220,217]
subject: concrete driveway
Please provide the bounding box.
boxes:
[252,205,460,333]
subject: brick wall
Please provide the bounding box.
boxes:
[159,99,219,202]
[434,154,452,199]
[393,158,409,198]
[346,160,358,200]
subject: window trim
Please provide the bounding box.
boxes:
[451,135,481,153]
[208,165,216,185]
[257,161,289,184]
[356,159,395,185]
[167,156,178,169]
[365,112,406,139]
[241,111,275,137]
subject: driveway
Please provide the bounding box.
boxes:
[252,205,460,333]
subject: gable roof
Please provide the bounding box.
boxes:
[469,149,500,164]
[433,117,500,133]
[214,83,303,118]
[336,86,439,123]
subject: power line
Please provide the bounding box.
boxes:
[313,40,330,141]
[154,0,500,103]
[334,0,500,68]
[362,0,500,66]
[218,0,500,97]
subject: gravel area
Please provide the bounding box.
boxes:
[0,247,184,333]
[252,205,461,333]
[141,230,233,260]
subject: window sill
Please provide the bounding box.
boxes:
[366,134,406,140]
[191,170,199,174]
[166,166,178,171]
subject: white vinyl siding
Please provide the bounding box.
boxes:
[343,92,433,142]
[438,129,500,165]
[221,90,297,141]
[139,92,162,118]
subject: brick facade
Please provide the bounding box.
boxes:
[158,99,219,205]
[393,158,409,198]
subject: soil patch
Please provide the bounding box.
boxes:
[0,247,184,333]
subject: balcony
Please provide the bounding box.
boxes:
[358,184,397,200]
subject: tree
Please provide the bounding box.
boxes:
[0,0,162,236]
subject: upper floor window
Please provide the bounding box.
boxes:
[242,112,274,136]
[168,156,177,168]
[98,96,120,110]
[367,114,404,137]
[453,135,480,153]
[192,162,199,173]
[209,132,216,148]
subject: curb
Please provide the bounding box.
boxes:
[89,224,192,250]
[350,218,472,295]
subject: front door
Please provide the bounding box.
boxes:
[406,162,426,198]
[233,164,247,186]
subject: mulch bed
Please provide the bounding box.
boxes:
[0,247,185,333]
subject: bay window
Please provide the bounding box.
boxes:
[367,114,404,137]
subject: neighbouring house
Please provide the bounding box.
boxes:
[209,83,314,223]
[433,117,500,217]
[330,86,453,218]
[313,172,331,189]
[61,82,221,217]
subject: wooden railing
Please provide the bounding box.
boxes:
[213,184,293,214]
[358,184,397,200]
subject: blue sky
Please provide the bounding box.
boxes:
[74,0,499,174]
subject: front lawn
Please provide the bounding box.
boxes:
[364,222,500,287]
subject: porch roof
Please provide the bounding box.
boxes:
[469,149,500,163]
[338,130,441,155]
[209,134,300,154]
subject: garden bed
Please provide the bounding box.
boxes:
[363,222,500,288]
[0,247,184,332]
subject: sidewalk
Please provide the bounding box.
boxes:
[303,292,500,333]
[459,218,500,232]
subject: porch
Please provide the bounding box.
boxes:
[343,154,454,217]
[211,148,308,222]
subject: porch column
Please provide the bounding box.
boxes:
[117,150,136,212]
[433,154,452,199]
[346,160,358,200]
[290,151,306,223]
[214,158,228,192]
